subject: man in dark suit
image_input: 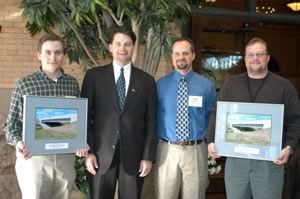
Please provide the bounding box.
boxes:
[81,27,157,199]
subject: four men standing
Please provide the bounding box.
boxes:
[4,30,300,199]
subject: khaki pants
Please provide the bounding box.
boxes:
[154,140,208,199]
[15,154,76,199]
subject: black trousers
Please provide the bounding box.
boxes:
[88,141,144,199]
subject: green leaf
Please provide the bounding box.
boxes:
[75,13,81,27]
[69,0,76,10]
[42,5,47,15]
[90,1,96,17]
[70,9,77,20]
[84,15,95,25]
[94,0,111,12]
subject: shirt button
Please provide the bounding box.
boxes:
[116,130,119,134]
[112,145,115,149]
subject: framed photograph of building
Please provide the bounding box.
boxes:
[214,101,284,161]
[22,95,87,155]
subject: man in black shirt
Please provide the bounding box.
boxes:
[208,37,300,199]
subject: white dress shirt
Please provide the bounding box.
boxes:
[113,61,131,96]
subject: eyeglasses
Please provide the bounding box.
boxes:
[245,52,268,59]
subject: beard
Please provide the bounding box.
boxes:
[246,63,268,78]
[248,63,267,74]
[176,60,188,70]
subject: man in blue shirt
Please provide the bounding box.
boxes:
[155,38,216,199]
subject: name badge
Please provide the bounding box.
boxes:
[189,96,203,107]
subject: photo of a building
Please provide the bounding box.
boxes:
[225,113,272,146]
[35,108,78,140]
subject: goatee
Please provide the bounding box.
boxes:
[176,63,188,70]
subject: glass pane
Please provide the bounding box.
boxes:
[190,15,300,91]
[189,0,300,14]
[189,0,246,11]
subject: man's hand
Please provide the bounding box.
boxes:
[208,143,220,159]
[85,154,98,175]
[75,144,90,157]
[139,160,152,177]
[273,147,291,165]
[16,141,32,160]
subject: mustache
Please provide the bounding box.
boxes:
[176,63,188,69]
[175,59,188,69]
[176,59,187,64]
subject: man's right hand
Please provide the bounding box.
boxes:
[208,143,220,159]
[85,154,99,175]
[16,141,32,160]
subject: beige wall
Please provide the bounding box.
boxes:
[0,0,84,88]
[0,88,20,199]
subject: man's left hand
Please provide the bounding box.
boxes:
[75,144,90,157]
[139,160,152,177]
[273,147,291,165]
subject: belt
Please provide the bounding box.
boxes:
[161,138,205,146]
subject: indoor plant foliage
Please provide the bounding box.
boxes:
[20,0,190,75]
[75,157,89,196]
[208,155,222,175]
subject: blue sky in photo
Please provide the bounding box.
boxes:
[227,113,272,122]
[36,108,77,120]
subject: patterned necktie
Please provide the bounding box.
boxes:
[175,77,189,141]
[116,68,126,110]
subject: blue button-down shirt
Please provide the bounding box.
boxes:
[157,70,216,141]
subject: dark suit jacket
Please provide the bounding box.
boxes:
[81,64,157,175]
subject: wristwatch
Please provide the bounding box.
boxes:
[285,145,294,155]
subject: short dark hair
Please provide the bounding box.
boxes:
[37,34,65,53]
[109,26,137,45]
[172,38,195,53]
[245,37,269,53]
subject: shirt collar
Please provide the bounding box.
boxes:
[173,70,193,82]
[113,61,131,73]
[38,66,65,80]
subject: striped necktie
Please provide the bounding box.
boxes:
[116,68,126,110]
